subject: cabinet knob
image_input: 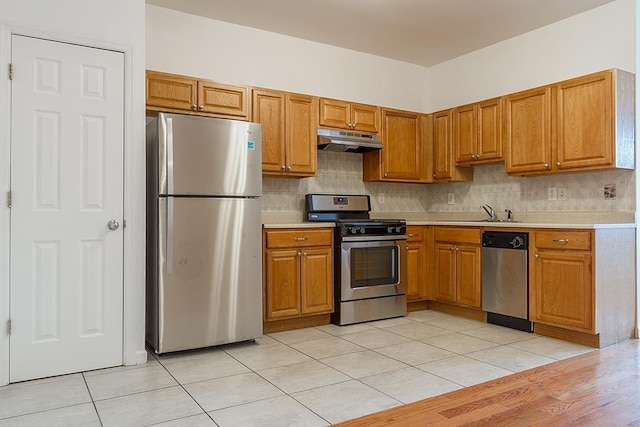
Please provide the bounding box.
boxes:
[556,161,562,167]
[543,163,550,169]
[281,165,286,171]
[432,174,436,178]
[287,165,292,171]
[302,252,308,257]
[476,154,480,160]
[384,173,388,177]
[198,105,204,111]
[297,251,302,257]
[190,104,197,110]
[534,253,539,259]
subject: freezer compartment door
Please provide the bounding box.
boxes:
[156,197,262,353]
[157,113,262,197]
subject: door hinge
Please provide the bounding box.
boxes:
[9,63,13,80]
[7,191,11,208]
[6,320,10,336]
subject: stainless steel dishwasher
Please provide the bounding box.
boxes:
[481,231,533,332]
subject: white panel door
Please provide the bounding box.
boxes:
[10,35,124,382]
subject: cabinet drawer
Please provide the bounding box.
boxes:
[407,226,424,242]
[435,227,481,244]
[535,230,592,251]
[265,229,333,248]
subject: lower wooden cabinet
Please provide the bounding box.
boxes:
[263,228,333,321]
[433,227,481,308]
[530,230,594,332]
[406,226,430,302]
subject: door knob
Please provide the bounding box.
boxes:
[107,219,119,231]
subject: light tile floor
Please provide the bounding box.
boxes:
[0,310,595,426]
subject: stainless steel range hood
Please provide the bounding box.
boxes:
[317,128,382,152]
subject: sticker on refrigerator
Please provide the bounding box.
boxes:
[247,141,255,150]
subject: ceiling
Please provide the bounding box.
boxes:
[146,0,616,67]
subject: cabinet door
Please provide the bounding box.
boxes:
[319,98,350,130]
[382,109,421,180]
[252,89,286,175]
[456,245,481,308]
[351,103,380,133]
[197,80,248,119]
[531,251,594,331]
[433,110,454,180]
[301,247,334,315]
[286,94,318,176]
[477,97,503,162]
[264,249,301,320]
[556,71,613,170]
[454,104,477,164]
[146,71,197,111]
[406,241,426,302]
[505,86,552,175]
[434,243,456,302]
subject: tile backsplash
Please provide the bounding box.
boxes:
[263,151,635,217]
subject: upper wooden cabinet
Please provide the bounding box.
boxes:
[319,98,380,133]
[432,110,473,182]
[146,70,249,120]
[454,97,503,165]
[252,89,318,177]
[363,109,429,182]
[506,69,634,176]
[505,86,552,174]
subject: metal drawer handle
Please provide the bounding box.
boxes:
[408,233,418,237]
[294,237,308,241]
[553,239,569,244]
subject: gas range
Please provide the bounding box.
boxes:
[305,194,406,239]
[305,193,408,326]
[334,219,406,239]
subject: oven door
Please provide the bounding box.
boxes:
[340,237,407,301]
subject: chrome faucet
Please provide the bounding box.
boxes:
[505,209,513,222]
[481,204,496,221]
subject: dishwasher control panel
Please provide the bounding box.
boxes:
[482,231,528,250]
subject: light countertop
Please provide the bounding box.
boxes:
[262,211,636,230]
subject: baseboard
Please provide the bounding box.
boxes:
[263,314,331,333]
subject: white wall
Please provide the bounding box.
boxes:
[146,5,429,112]
[426,0,636,111]
[0,0,147,386]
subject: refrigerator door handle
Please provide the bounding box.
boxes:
[166,117,174,194]
[166,197,174,274]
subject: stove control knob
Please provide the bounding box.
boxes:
[359,227,365,234]
[387,226,393,234]
[395,226,402,234]
[350,227,358,235]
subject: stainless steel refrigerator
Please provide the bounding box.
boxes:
[146,112,263,354]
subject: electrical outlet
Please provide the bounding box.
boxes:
[548,187,557,201]
[604,184,616,200]
[447,193,455,205]
[378,193,384,204]
[558,187,567,200]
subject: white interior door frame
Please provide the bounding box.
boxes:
[0,23,147,386]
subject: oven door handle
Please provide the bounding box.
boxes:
[341,235,407,242]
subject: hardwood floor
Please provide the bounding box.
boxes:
[336,338,640,426]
